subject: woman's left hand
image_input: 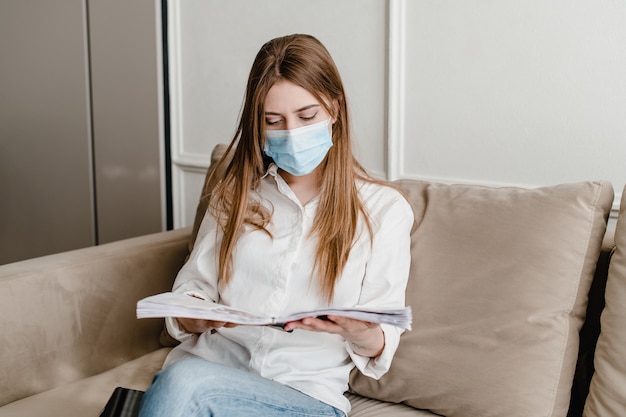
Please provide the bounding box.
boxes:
[283,315,385,358]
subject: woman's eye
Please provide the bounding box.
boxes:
[265,119,281,126]
[300,112,318,121]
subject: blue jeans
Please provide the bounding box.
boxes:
[139,357,345,417]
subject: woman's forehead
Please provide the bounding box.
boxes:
[264,80,326,113]
[263,80,321,107]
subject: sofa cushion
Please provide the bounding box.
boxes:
[349,180,614,417]
[584,186,626,417]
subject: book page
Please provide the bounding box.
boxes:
[137,292,412,330]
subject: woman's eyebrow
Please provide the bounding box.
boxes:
[295,104,320,112]
[264,104,320,116]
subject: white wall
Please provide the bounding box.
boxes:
[168,0,387,227]
[169,0,626,227]
[400,1,626,204]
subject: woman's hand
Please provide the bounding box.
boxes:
[176,317,238,334]
[283,316,385,358]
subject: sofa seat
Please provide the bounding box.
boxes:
[346,393,437,417]
[0,346,436,417]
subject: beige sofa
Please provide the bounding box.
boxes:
[1,145,625,417]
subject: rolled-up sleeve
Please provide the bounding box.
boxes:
[347,190,413,378]
[165,209,222,341]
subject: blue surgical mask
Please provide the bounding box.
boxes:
[264,119,333,176]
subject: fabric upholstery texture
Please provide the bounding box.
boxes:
[583,186,626,417]
[0,348,171,417]
[349,180,614,417]
[0,229,190,406]
[1,347,432,417]
[345,393,437,417]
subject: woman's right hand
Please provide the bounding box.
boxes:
[176,317,237,334]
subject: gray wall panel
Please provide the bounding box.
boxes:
[0,0,165,264]
[88,0,165,244]
[0,0,95,264]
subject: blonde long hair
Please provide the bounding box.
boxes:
[207,34,379,303]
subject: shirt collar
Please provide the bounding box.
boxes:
[263,163,279,180]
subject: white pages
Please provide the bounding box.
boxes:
[137,292,412,330]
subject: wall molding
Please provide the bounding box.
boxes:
[172,152,212,170]
[167,0,187,169]
[386,0,406,181]
[167,0,213,228]
[171,164,208,228]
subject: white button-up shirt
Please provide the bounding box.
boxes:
[164,164,413,414]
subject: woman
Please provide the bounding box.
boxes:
[139,34,413,417]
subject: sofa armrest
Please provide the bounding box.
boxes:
[0,227,191,406]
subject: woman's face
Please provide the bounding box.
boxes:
[263,79,334,131]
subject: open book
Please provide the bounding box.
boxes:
[137,292,412,330]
